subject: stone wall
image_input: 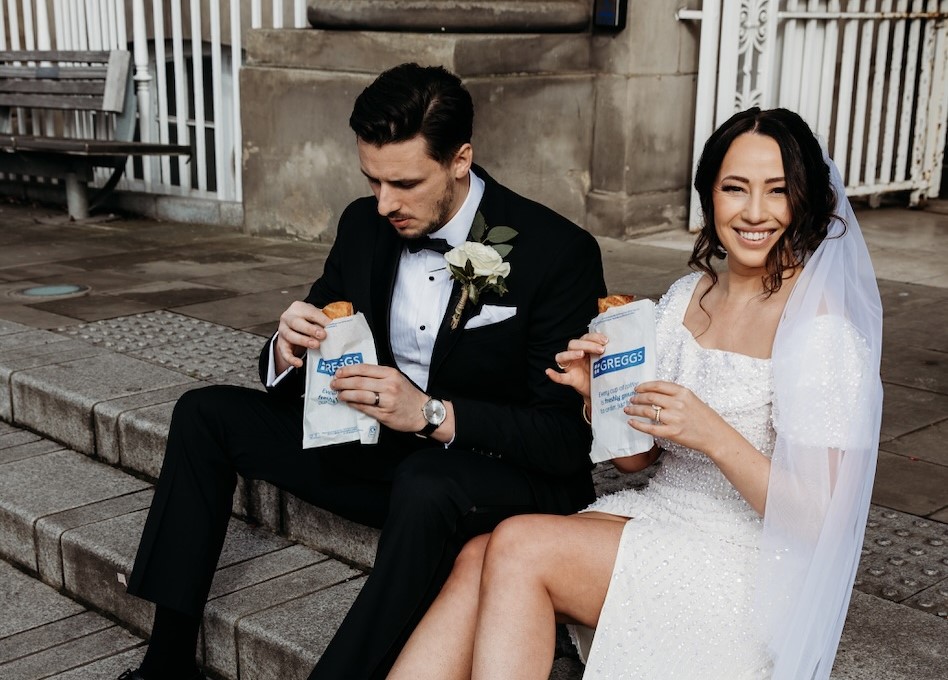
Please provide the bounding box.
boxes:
[239,2,701,241]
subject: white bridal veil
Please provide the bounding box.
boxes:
[757,151,884,679]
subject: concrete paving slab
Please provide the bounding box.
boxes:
[204,558,358,679]
[61,508,297,635]
[0,319,31,335]
[873,450,948,517]
[0,451,149,571]
[60,509,152,634]
[0,624,141,680]
[832,590,948,679]
[0,560,83,638]
[884,300,948,353]
[0,610,112,664]
[880,418,948,467]
[0,340,107,421]
[0,438,65,465]
[880,383,948,441]
[94,383,199,464]
[170,283,311,330]
[0,302,83,330]
[35,489,154,588]
[115,399,176,479]
[49,647,145,680]
[881,345,948,395]
[11,353,195,454]
[0,329,70,353]
[236,577,366,680]
[244,479,282,533]
[284,496,380,570]
[28,294,161,323]
[188,266,319,295]
[105,280,238,308]
[207,544,328,600]
[0,429,41,449]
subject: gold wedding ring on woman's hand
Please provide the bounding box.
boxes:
[652,404,663,424]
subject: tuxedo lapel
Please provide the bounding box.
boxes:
[369,221,402,365]
[429,168,504,381]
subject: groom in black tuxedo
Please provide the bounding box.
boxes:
[120,63,605,680]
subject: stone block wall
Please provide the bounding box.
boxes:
[240,1,702,241]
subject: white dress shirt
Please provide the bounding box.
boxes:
[266,170,485,392]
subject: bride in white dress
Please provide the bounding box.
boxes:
[386,108,883,680]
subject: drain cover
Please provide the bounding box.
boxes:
[8,284,90,301]
[20,284,86,297]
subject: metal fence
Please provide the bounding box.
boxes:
[681,0,948,228]
[0,0,308,206]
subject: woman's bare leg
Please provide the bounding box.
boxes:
[387,534,490,680]
[471,512,627,680]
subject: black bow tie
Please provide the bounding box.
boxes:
[406,237,452,255]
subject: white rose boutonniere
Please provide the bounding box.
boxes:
[444,211,517,330]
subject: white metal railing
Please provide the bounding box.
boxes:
[1,1,308,206]
[680,0,948,229]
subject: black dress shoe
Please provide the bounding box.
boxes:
[117,669,205,680]
[117,671,145,680]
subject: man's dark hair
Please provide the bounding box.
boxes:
[690,107,838,297]
[349,63,474,165]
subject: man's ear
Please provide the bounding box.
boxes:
[452,143,473,179]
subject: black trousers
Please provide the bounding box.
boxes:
[127,385,542,679]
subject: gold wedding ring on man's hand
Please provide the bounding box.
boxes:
[556,361,572,371]
[373,392,381,407]
[652,404,663,424]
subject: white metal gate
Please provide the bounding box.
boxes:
[0,1,308,208]
[680,1,948,229]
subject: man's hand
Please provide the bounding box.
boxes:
[274,301,330,374]
[331,364,454,440]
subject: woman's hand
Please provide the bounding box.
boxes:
[545,332,608,402]
[625,380,731,455]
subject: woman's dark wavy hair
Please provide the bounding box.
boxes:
[348,63,473,165]
[690,107,838,296]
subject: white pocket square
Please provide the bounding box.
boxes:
[464,304,517,330]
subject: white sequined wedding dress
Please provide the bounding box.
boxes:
[572,272,775,679]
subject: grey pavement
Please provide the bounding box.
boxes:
[0,198,945,679]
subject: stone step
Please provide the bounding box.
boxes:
[0,316,385,570]
[0,434,368,679]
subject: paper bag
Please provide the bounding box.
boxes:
[588,298,657,463]
[302,312,380,448]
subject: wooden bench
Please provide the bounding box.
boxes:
[0,49,191,219]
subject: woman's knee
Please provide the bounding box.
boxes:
[482,515,552,574]
[445,534,489,591]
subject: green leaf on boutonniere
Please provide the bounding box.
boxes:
[470,211,488,242]
[486,226,517,244]
[491,243,513,258]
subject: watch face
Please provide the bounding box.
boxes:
[423,398,446,424]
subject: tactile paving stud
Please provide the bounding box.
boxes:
[855,507,948,619]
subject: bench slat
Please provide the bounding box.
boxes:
[0,80,105,96]
[0,50,111,63]
[0,66,109,80]
[0,93,104,110]
[0,134,191,156]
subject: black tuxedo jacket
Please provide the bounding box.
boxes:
[259,166,606,513]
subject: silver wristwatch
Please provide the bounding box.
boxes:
[417,397,447,437]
